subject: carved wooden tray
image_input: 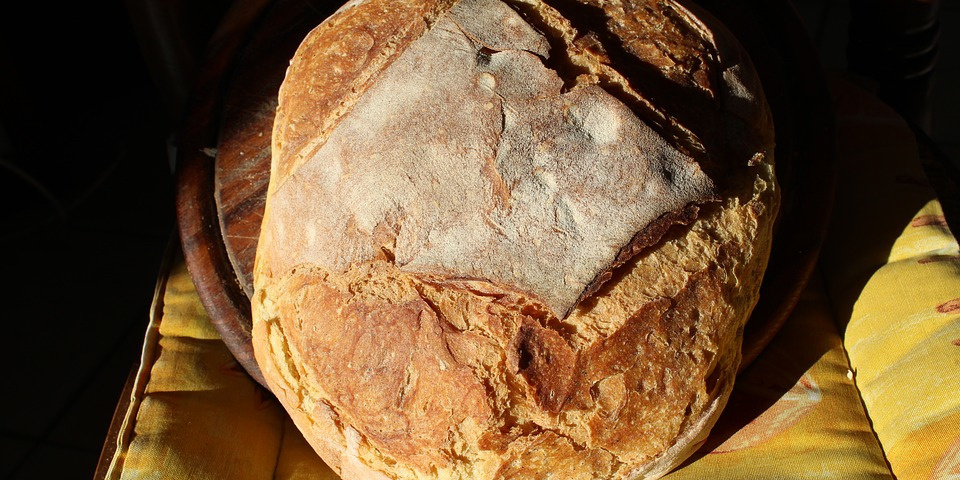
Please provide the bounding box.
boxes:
[177,0,836,386]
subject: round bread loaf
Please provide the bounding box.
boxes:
[252,0,778,478]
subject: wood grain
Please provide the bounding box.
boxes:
[177,0,287,386]
[214,0,338,298]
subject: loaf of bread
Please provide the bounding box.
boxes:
[251,0,778,478]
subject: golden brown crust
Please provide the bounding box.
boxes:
[269,265,494,470]
[570,259,732,461]
[253,0,779,479]
[514,317,577,413]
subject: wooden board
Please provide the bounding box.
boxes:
[178,0,338,384]
[178,0,836,386]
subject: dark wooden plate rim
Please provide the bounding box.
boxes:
[176,0,276,384]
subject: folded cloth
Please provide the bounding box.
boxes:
[820,78,960,480]
[99,78,960,480]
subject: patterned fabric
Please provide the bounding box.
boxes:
[101,79,960,479]
[820,79,960,480]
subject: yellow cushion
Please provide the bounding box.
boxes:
[106,259,338,480]
[820,79,960,480]
[102,79,959,479]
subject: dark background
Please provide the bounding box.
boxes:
[0,0,957,478]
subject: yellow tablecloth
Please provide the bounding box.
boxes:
[102,79,960,479]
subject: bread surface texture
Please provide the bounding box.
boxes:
[252,0,778,479]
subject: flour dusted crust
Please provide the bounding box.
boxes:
[252,0,778,479]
